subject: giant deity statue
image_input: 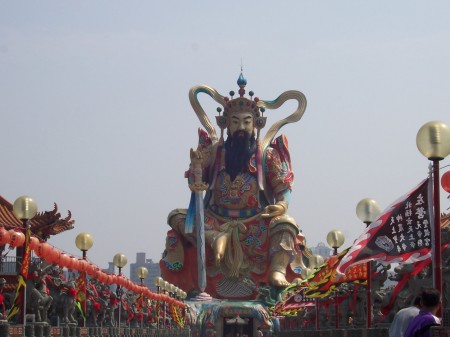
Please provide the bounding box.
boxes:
[161,72,308,299]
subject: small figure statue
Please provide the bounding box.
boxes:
[26,262,53,323]
[45,266,77,324]
[161,72,308,299]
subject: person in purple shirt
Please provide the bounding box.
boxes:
[404,288,441,337]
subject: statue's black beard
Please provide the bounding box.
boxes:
[224,131,256,181]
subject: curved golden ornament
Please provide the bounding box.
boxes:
[189,85,227,144]
[190,85,307,150]
[258,90,307,151]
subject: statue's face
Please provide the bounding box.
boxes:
[229,112,254,136]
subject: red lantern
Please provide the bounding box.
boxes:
[59,253,71,268]
[442,171,450,193]
[91,266,100,276]
[86,263,96,276]
[104,275,112,285]
[0,227,10,245]
[99,272,108,284]
[67,257,79,270]
[124,278,130,289]
[44,247,61,264]
[29,236,39,250]
[78,259,87,272]
[36,242,53,258]
[110,274,117,285]
[8,230,25,248]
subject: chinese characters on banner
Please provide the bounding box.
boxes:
[337,178,431,274]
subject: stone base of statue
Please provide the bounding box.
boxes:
[27,322,49,337]
[186,298,274,337]
[59,322,76,337]
[0,320,9,337]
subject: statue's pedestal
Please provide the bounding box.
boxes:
[59,323,77,337]
[27,322,50,337]
[0,320,10,337]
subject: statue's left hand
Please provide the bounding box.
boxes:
[261,203,286,218]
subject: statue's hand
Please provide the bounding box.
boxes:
[190,147,204,166]
[261,202,287,218]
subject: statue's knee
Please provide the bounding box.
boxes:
[167,209,187,232]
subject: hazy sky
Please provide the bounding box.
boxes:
[1,1,450,277]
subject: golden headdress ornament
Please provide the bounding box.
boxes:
[189,71,307,150]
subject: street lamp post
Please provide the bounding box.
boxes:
[416,120,450,317]
[162,281,169,329]
[136,267,148,328]
[75,232,94,327]
[356,198,381,328]
[137,266,149,286]
[327,229,345,329]
[306,255,323,330]
[327,230,344,256]
[12,196,38,326]
[179,290,189,328]
[113,253,128,335]
[153,276,163,330]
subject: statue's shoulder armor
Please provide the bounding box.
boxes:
[264,134,291,167]
[197,128,213,150]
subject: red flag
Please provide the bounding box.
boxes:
[337,178,432,274]
[75,272,87,317]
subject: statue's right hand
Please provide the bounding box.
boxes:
[190,147,204,166]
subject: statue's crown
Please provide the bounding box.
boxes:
[221,72,263,118]
[216,72,266,132]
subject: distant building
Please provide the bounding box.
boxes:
[129,252,160,291]
[102,262,115,274]
[310,242,332,259]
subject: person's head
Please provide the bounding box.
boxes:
[413,295,422,307]
[420,288,441,313]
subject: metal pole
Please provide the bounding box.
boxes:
[365,221,372,328]
[333,247,339,329]
[163,293,166,329]
[82,250,87,328]
[433,160,442,317]
[156,286,160,330]
[21,220,30,332]
[140,278,144,328]
[117,267,123,337]
[366,261,372,328]
[335,290,339,329]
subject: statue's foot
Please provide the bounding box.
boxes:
[269,270,290,287]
